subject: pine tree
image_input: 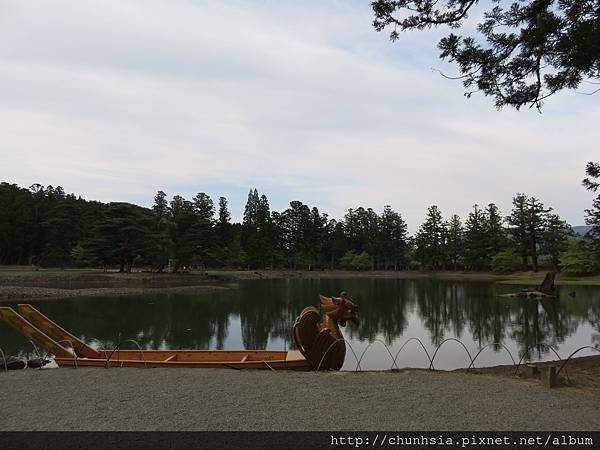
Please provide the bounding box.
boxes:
[324,220,347,269]
[464,204,488,270]
[306,207,328,269]
[193,192,215,223]
[169,195,196,272]
[152,191,168,220]
[484,203,506,257]
[507,193,552,271]
[241,190,273,268]
[190,192,216,268]
[583,161,600,260]
[446,214,463,271]
[585,196,600,260]
[526,197,551,272]
[147,190,173,271]
[415,205,447,270]
[543,214,574,269]
[507,193,531,269]
[217,196,233,247]
[379,205,408,270]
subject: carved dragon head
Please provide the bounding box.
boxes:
[319,291,359,327]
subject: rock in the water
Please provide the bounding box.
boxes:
[2,356,26,370]
[538,272,556,296]
[27,358,51,368]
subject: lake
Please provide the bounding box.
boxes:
[1,278,599,370]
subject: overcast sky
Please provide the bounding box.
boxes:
[1,0,598,231]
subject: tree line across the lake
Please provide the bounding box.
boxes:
[1,164,599,274]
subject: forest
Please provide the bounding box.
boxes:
[0,174,599,274]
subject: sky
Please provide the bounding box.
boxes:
[1,0,598,232]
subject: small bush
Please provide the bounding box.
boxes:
[340,250,358,269]
[491,249,522,272]
[559,238,598,275]
[339,250,371,270]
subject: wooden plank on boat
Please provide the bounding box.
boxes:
[17,304,101,359]
[285,350,305,361]
[53,356,313,370]
[163,355,177,362]
[241,354,249,362]
[0,307,72,358]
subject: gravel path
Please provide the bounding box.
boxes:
[1,368,599,431]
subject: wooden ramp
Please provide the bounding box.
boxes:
[17,304,100,358]
[0,307,72,358]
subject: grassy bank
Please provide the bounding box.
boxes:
[497,274,600,286]
[2,266,600,286]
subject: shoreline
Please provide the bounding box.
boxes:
[0,284,230,302]
[1,269,599,301]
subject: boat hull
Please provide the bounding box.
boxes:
[55,349,311,370]
[0,305,312,371]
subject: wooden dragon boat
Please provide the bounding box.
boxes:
[0,292,359,371]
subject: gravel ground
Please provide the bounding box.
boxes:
[1,368,599,431]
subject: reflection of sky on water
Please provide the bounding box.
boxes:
[1,278,599,370]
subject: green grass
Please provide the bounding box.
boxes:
[205,270,248,276]
[497,275,600,286]
[0,266,101,275]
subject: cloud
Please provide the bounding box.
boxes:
[0,0,597,231]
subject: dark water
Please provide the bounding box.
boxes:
[1,278,599,370]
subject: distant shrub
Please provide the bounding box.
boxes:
[352,251,372,270]
[340,250,371,270]
[537,255,555,270]
[491,249,522,272]
[70,244,98,268]
[340,250,358,269]
[559,238,598,275]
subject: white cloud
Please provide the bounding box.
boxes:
[0,0,597,231]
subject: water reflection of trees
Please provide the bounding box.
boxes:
[1,280,599,361]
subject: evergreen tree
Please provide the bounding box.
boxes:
[306,207,328,269]
[583,161,600,260]
[542,214,574,269]
[241,190,273,268]
[372,0,600,110]
[446,214,463,271]
[280,201,311,268]
[415,205,447,270]
[325,220,347,269]
[148,190,173,271]
[241,189,260,268]
[193,193,215,223]
[507,193,530,269]
[216,196,233,248]
[484,203,506,257]
[343,207,380,269]
[526,197,551,272]
[507,193,552,271]
[379,205,408,270]
[169,195,197,272]
[583,162,600,193]
[86,202,153,272]
[464,204,488,270]
[152,191,169,220]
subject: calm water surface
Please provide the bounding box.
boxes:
[1,278,599,370]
